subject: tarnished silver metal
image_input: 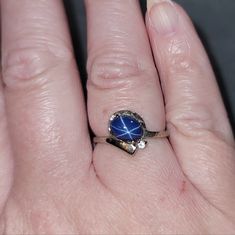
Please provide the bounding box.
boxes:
[93,110,169,155]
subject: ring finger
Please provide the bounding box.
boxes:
[86,0,183,192]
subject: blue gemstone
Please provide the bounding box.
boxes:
[110,115,143,142]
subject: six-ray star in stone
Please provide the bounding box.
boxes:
[110,115,143,142]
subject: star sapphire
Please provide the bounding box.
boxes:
[110,114,143,142]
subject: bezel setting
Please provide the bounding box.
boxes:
[106,110,148,155]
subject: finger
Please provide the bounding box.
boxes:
[147,0,235,216]
[1,0,92,194]
[86,0,184,192]
[0,82,13,213]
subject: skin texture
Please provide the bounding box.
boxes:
[0,0,234,234]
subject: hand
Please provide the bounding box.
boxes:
[0,0,234,234]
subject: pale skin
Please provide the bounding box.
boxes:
[0,0,235,234]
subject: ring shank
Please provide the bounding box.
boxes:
[93,130,169,144]
[145,130,169,138]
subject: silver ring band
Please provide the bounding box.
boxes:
[93,110,169,155]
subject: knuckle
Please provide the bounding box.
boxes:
[87,49,156,90]
[166,38,203,76]
[3,47,73,89]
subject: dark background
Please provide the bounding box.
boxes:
[63,0,235,133]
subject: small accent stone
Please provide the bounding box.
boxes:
[138,140,146,149]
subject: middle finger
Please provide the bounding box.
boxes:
[1,0,92,194]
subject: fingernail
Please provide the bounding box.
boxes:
[147,0,178,35]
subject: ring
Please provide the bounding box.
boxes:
[93,110,169,155]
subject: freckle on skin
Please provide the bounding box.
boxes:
[102,108,109,116]
[180,180,186,194]
[160,197,165,202]
[159,196,165,203]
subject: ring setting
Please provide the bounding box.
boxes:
[93,110,169,155]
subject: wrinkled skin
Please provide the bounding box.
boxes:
[0,0,234,234]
